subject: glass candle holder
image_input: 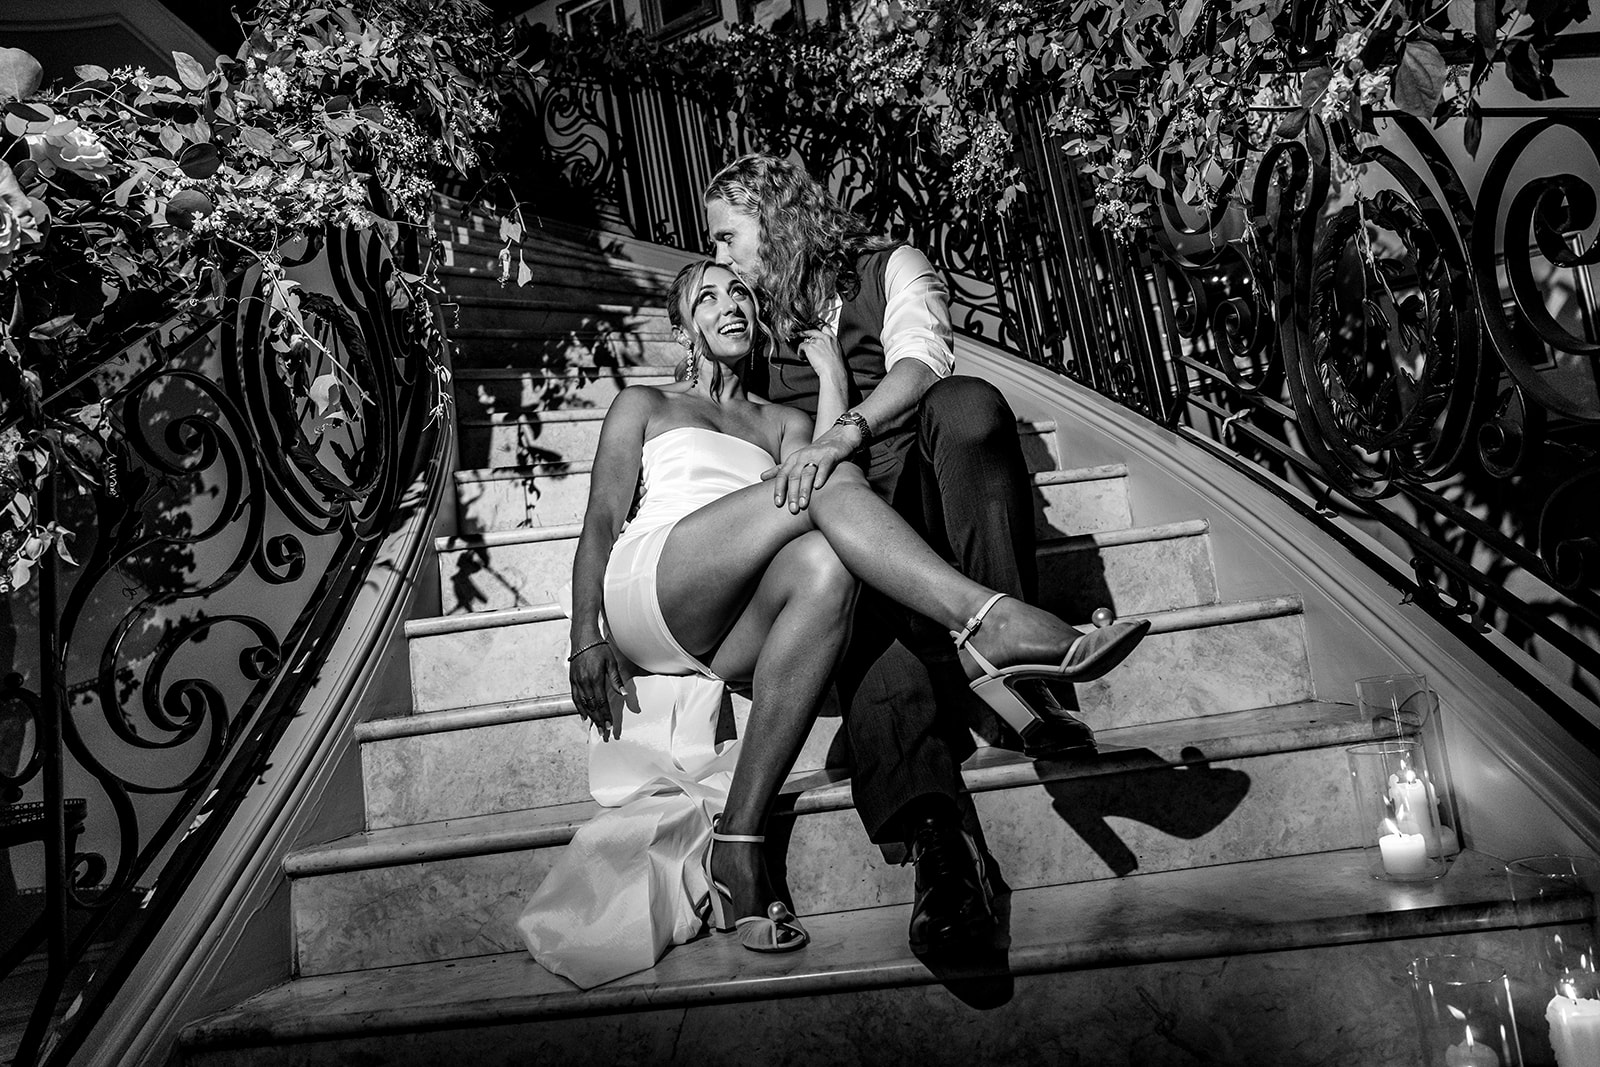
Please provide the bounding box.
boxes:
[1409,955,1525,1067]
[1355,674,1459,858]
[1346,739,1446,881]
[1506,855,1600,1067]
[1357,672,1438,730]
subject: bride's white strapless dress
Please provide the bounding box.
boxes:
[517,426,774,989]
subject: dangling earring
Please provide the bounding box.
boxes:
[686,354,700,387]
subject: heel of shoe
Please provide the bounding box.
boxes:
[971,676,1098,759]
[970,674,1041,739]
[702,839,735,933]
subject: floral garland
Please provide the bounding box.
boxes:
[0,0,522,592]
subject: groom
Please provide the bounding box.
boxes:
[703,155,1089,952]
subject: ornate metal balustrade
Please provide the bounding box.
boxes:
[508,53,1599,725]
[0,223,447,1065]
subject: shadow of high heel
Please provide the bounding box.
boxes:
[1042,747,1252,877]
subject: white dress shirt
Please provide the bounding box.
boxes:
[821,246,955,378]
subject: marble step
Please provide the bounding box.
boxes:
[437,264,668,307]
[456,416,1063,485]
[433,518,1217,619]
[433,235,681,287]
[453,461,1136,538]
[406,592,1307,723]
[181,849,1587,1067]
[449,329,681,372]
[285,703,1379,978]
[446,295,671,338]
[453,366,677,419]
[357,691,840,831]
[432,202,693,276]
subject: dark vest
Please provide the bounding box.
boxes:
[750,246,911,494]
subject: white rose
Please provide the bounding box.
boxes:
[26,118,112,177]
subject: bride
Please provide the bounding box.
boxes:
[563,260,1149,957]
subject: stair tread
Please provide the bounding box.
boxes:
[302,700,1369,874]
[403,591,1298,643]
[453,461,1125,485]
[186,848,1574,1049]
[435,517,1208,557]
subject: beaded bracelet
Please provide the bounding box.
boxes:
[567,639,608,662]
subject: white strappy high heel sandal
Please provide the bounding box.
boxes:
[951,593,1150,756]
[704,829,810,953]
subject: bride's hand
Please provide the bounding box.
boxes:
[569,642,626,741]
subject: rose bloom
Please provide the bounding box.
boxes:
[26,117,112,177]
[0,160,33,271]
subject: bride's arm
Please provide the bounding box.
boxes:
[800,327,849,441]
[569,386,651,740]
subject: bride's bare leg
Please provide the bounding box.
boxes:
[701,532,856,919]
[656,463,1081,672]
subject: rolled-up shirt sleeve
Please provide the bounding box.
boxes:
[881,245,955,378]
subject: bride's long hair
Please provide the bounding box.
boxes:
[666,260,772,402]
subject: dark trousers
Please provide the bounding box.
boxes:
[832,376,1035,848]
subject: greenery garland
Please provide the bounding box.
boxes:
[538,0,1585,228]
[0,0,525,593]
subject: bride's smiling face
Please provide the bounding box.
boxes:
[689,265,757,363]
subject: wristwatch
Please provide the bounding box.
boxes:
[833,410,872,451]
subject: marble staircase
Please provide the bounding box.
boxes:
[176,200,1589,1066]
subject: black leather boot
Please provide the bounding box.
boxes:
[907,815,996,952]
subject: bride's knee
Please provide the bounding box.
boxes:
[787,534,858,610]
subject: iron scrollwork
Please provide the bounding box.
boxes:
[0,221,443,1065]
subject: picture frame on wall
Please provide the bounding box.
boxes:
[560,0,622,38]
[643,0,721,38]
[739,0,802,30]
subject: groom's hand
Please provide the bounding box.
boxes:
[763,431,854,513]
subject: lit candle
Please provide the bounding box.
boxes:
[1378,826,1429,876]
[1389,769,1443,855]
[1547,992,1600,1067]
[1444,1028,1501,1067]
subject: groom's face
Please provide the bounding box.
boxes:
[705,199,763,286]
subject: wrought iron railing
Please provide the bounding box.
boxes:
[506,54,1599,726]
[0,222,447,1065]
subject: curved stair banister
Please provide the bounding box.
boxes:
[0,219,453,1067]
[506,45,1600,738]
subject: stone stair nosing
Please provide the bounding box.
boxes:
[432,516,1219,618]
[454,416,1064,495]
[286,702,1396,978]
[402,591,1308,719]
[451,461,1138,538]
[181,848,1589,1067]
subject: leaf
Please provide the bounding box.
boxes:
[1275,106,1311,139]
[309,373,343,416]
[74,64,111,82]
[1299,66,1332,107]
[1473,0,1499,54]
[516,253,533,288]
[499,216,523,244]
[178,142,221,178]
[1177,0,1207,37]
[172,51,210,91]
[1393,41,1448,118]
[1503,39,1565,99]
[1463,101,1483,156]
[159,125,185,156]
[237,126,278,155]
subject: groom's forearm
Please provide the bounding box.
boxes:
[851,358,937,441]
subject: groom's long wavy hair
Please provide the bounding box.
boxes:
[703,154,894,347]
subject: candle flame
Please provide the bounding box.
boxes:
[1447,1005,1468,1022]
[1465,1025,1476,1048]
[1380,818,1400,836]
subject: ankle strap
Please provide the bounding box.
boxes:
[712,831,765,844]
[951,592,1007,649]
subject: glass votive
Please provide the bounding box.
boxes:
[1409,955,1526,1067]
[1506,855,1600,1066]
[1346,739,1446,880]
[1357,671,1439,730]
